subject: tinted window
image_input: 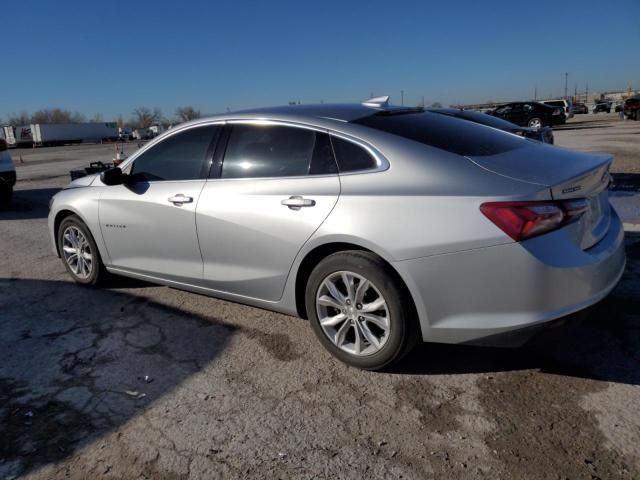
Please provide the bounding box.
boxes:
[130,125,217,181]
[353,112,525,157]
[330,136,378,172]
[545,101,564,107]
[222,125,337,178]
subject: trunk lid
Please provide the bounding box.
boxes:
[467,144,613,249]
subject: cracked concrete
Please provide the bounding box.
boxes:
[1,116,640,479]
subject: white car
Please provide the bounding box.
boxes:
[0,137,16,205]
[540,99,574,119]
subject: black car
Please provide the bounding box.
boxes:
[573,102,588,114]
[429,108,554,144]
[593,102,611,113]
[486,102,566,129]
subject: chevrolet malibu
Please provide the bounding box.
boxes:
[48,97,626,370]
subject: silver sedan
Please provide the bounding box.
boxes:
[48,97,626,370]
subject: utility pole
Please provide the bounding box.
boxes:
[421,95,425,107]
[401,90,404,106]
[585,82,589,103]
[564,73,568,99]
[534,87,537,100]
[574,84,577,99]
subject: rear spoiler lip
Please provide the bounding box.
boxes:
[465,147,614,191]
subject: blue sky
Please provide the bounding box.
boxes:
[2,0,638,121]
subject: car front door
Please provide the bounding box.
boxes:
[99,124,221,282]
[195,122,340,301]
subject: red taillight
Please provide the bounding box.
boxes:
[0,139,7,152]
[480,199,589,241]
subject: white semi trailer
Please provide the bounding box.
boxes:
[2,126,18,147]
[30,123,118,146]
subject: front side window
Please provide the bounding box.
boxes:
[130,125,218,181]
[221,124,337,179]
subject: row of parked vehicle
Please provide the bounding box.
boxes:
[478,96,640,130]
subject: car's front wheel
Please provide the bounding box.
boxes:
[58,215,107,285]
[305,251,419,370]
[528,117,543,129]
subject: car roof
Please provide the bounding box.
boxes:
[229,104,383,122]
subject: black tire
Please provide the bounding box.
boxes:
[0,186,12,208]
[57,215,107,285]
[305,251,420,370]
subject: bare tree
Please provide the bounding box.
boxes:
[132,107,162,128]
[430,102,443,108]
[175,106,201,122]
[31,108,85,124]
[115,114,125,128]
[6,111,31,125]
[90,113,104,123]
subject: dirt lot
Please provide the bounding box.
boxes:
[1,115,639,479]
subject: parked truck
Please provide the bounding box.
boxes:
[149,124,165,137]
[131,128,153,140]
[15,125,34,146]
[30,123,119,146]
[2,126,17,147]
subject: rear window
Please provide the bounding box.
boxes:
[330,136,377,172]
[437,110,518,130]
[544,101,564,107]
[353,112,525,157]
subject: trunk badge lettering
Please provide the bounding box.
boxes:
[562,186,581,194]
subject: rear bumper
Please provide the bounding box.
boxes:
[394,209,626,345]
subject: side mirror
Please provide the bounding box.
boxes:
[100,167,125,186]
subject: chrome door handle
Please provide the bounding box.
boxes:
[281,196,316,210]
[168,194,193,206]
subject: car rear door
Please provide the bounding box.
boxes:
[99,124,221,282]
[195,122,340,301]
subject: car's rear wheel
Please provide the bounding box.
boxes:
[58,215,107,285]
[305,251,419,370]
[528,117,543,129]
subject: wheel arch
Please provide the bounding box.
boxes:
[293,241,420,335]
[53,208,97,258]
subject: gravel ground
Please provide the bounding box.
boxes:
[554,113,640,174]
[1,117,639,479]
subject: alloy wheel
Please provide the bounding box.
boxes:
[315,271,390,356]
[61,226,93,280]
[529,118,542,129]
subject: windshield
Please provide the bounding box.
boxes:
[353,111,526,157]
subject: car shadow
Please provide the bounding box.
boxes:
[0,277,237,478]
[0,187,60,220]
[554,124,614,131]
[391,232,640,386]
[611,173,640,192]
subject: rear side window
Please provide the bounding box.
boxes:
[353,112,526,157]
[330,136,378,172]
[545,101,564,107]
[221,124,337,179]
[130,125,217,181]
